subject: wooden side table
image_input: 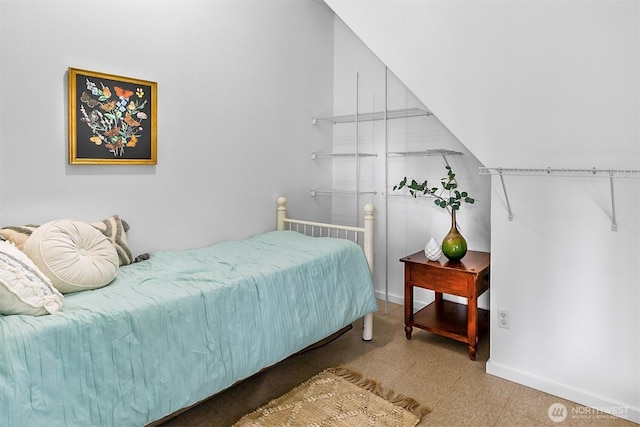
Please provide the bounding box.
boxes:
[400,250,490,360]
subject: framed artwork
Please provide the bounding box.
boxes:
[68,67,157,165]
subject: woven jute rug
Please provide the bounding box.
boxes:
[232,366,431,427]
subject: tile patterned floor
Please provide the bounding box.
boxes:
[160,300,638,427]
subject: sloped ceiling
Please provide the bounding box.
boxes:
[325,0,639,169]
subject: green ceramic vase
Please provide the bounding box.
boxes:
[441,209,467,262]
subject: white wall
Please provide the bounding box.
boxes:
[329,17,491,308]
[0,0,335,256]
[326,0,640,423]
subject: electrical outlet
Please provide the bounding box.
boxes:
[498,309,511,329]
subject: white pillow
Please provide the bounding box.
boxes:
[0,240,63,316]
[24,220,119,294]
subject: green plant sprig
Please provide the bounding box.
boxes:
[393,165,475,210]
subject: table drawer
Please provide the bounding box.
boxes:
[408,264,470,295]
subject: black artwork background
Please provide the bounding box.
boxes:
[74,73,152,160]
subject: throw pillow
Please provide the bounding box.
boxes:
[0,240,64,316]
[90,215,133,266]
[0,225,39,252]
[24,219,119,294]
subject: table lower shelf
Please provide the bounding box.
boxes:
[407,299,489,344]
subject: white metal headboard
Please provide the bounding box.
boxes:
[276,196,375,341]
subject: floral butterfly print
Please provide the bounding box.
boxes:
[79,77,150,157]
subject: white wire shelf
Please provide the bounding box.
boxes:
[387,192,440,200]
[312,107,432,125]
[479,167,640,178]
[479,166,640,230]
[388,149,463,157]
[311,152,378,159]
[310,189,377,197]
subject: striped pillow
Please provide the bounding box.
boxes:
[90,215,133,266]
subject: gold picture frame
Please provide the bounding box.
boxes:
[68,67,157,165]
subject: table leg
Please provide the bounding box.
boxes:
[405,325,413,339]
[467,285,478,360]
[404,264,413,339]
[468,345,477,361]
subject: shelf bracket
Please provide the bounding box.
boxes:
[609,171,617,232]
[498,168,514,221]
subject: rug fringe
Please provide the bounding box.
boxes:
[326,366,432,419]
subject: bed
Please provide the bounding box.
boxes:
[0,197,377,427]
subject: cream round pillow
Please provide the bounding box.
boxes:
[24,220,119,294]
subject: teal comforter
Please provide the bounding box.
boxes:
[0,231,377,427]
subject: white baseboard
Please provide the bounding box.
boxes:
[375,290,403,307]
[486,359,640,424]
